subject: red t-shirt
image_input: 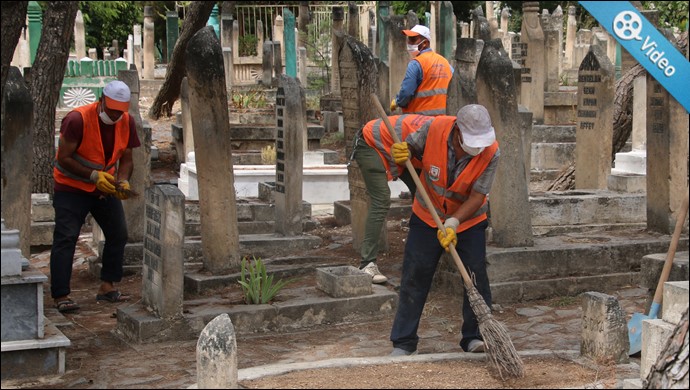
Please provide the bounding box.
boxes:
[55,111,141,194]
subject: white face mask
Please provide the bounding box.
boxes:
[406,41,424,58]
[461,142,484,156]
[99,103,122,125]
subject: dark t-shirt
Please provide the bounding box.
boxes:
[55,110,141,194]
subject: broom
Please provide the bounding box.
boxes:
[371,94,524,379]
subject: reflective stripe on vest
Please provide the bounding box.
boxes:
[411,115,498,232]
[53,102,131,191]
[362,114,434,180]
[402,51,452,116]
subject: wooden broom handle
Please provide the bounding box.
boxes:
[652,188,689,305]
[370,94,474,286]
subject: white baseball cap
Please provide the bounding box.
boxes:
[456,105,496,148]
[402,25,431,41]
[102,80,131,112]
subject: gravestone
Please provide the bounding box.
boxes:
[336,31,381,251]
[180,77,194,163]
[274,76,305,236]
[119,69,151,243]
[377,1,390,64]
[185,26,241,273]
[196,314,237,389]
[283,9,296,78]
[142,185,185,319]
[446,38,482,116]
[542,11,560,92]
[574,45,614,190]
[476,40,533,247]
[74,10,86,59]
[471,6,491,42]
[143,6,155,80]
[564,6,577,70]
[520,2,545,123]
[133,24,142,74]
[1,67,33,257]
[580,292,629,364]
[262,41,273,86]
[646,77,689,234]
[387,15,408,107]
[331,7,344,95]
[166,11,179,63]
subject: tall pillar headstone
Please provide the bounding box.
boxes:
[476,39,533,247]
[196,314,238,389]
[27,1,42,65]
[387,15,408,108]
[336,31,381,251]
[142,185,185,319]
[273,42,283,84]
[486,1,500,39]
[542,11,560,92]
[274,15,284,66]
[274,76,305,236]
[74,10,86,59]
[185,26,240,273]
[575,45,614,190]
[552,6,564,77]
[220,11,233,48]
[461,22,469,39]
[429,1,438,52]
[126,34,134,67]
[284,10,296,77]
[88,48,98,61]
[180,77,195,163]
[298,2,310,49]
[331,7,345,95]
[377,2,390,64]
[564,6,577,70]
[298,47,307,88]
[143,6,155,80]
[581,292,630,364]
[446,38,482,115]
[439,2,454,60]
[221,13,234,89]
[262,41,273,86]
[520,2,545,123]
[500,8,510,37]
[119,69,151,243]
[646,77,688,234]
[631,76,647,150]
[1,67,33,257]
[348,2,360,39]
[133,24,143,74]
[166,10,179,63]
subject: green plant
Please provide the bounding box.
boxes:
[261,145,276,165]
[238,33,258,57]
[237,256,292,304]
[549,295,579,308]
[231,89,267,109]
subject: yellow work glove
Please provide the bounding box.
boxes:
[90,170,116,194]
[391,142,410,164]
[437,217,459,252]
[114,180,131,200]
[390,98,398,112]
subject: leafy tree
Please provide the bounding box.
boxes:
[79,1,142,58]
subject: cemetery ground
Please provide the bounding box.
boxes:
[3,102,645,389]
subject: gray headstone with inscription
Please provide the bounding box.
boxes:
[274,76,305,236]
[580,292,629,364]
[575,44,614,190]
[142,185,184,319]
[519,2,545,123]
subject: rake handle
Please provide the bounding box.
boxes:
[370,94,473,287]
[651,189,689,306]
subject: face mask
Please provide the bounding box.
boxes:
[99,103,122,125]
[406,41,424,58]
[461,142,484,156]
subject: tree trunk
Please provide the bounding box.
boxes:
[28,1,78,195]
[147,1,217,119]
[645,308,689,389]
[547,31,687,191]
[1,1,28,101]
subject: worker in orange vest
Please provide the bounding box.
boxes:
[387,105,500,356]
[390,24,453,116]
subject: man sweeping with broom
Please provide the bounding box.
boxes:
[388,104,500,356]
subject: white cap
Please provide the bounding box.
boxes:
[456,105,496,148]
[402,25,431,41]
[102,80,131,112]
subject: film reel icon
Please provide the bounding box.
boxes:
[613,11,643,41]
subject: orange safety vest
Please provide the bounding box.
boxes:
[53,102,131,192]
[412,116,498,232]
[402,51,452,116]
[361,114,434,180]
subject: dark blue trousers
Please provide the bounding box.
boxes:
[390,213,491,352]
[50,191,128,299]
